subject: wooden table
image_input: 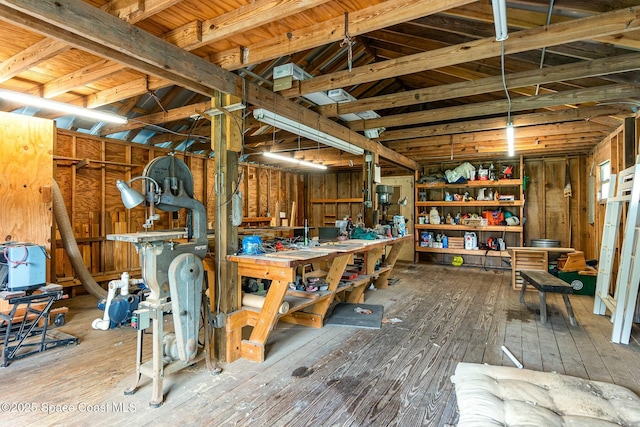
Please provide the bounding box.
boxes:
[225,235,411,363]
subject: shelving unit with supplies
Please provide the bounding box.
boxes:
[415,156,524,267]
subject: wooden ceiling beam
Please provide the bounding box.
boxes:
[386,122,611,149]
[100,101,211,136]
[209,0,478,70]
[445,1,640,51]
[376,105,628,141]
[192,0,331,51]
[0,38,69,84]
[281,7,640,97]
[0,0,181,111]
[357,41,634,109]
[348,84,640,131]
[391,136,604,160]
[322,51,640,117]
[99,0,185,23]
[0,0,159,84]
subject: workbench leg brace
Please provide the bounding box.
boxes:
[0,286,78,367]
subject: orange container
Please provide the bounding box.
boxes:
[482,210,504,226]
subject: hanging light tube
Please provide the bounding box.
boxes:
[0,89,128,124]
[263,151,327,170]
[492,0,508,41]
[506,122,515,157]
[253,108,364,155]
[202,102,246,117]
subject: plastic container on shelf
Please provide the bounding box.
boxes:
[429,207,441,225]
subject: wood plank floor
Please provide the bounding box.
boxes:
[2,262,640,426]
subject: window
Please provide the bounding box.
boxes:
[598,160,611,201]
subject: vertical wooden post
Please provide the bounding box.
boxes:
[364,152,379,227]
[212,92,241,362]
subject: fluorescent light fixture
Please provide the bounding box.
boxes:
[276,68,381,141]
[0,89,127,124]
[506,122,515,156]
[202,102,246,117]
[327,88,356,103]
[263,151,327,170]
[492,0,508,41]
[273,63,312,81]
[253,108,364,155]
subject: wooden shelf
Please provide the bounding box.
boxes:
[415,200,523,207]
[371,265,393,277]
[415,156,524,267]
[415,224,523,232]
[416,247,510,257]
[284,292,333,313]
[416,179,521,189]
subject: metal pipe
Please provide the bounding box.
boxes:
[501,345,524,369]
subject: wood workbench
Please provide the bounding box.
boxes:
[225,235,411,363]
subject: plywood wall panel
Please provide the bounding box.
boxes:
[269,169,278,217]
[50,130,303,286]
[0,112,54,251]
[74,167,102,223]
[544,159,569,246]
[131,146,149,176]
[523,160,543,245]
[189,157,205,203]
[259,168,269,216]
[56,132,73,157]
[247,166,257,217]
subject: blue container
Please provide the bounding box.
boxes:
[242,236,263,254]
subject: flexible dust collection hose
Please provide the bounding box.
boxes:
[52,179,107,299]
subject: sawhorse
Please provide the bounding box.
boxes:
[0,284,77,367]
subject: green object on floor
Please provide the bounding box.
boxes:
[557,271,596,296]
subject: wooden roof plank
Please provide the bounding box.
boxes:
[377,105,629,141]
[349,84,640,131]
[318,52,640,117]
[211,0,477,70]
[282,7,640,97]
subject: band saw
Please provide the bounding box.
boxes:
[107,154,215,407]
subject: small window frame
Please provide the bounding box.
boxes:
[598,160,611,201]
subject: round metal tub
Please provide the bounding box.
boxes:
[530,238,561,261]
